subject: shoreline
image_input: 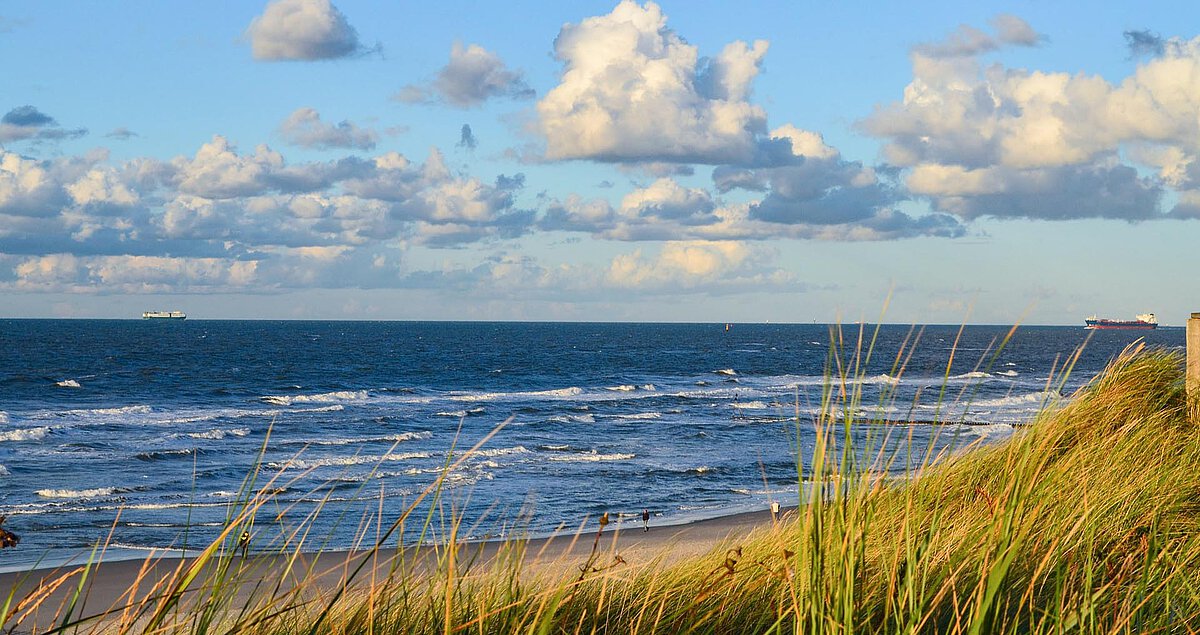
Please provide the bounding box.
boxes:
[0,506,792,630]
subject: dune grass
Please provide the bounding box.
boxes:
[4,341,1200,633]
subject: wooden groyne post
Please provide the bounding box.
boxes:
[1189,313,1200,405]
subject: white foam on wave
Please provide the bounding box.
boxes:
[449,386,584,402]
[55,379,81,388]
[0,427,49,442]
[730,400,768,410]
[435,406,486,417]
[549,414,596,424]
[185,427,251,440]
[471,446,529,458]
[996,370,1019,377]
[36,487,124,499]
[262,390,368,406]
[0,465,8,476]
[604,384,657,392]
[58,405,152,418]
[298,431,433,446]
[269,451,432,471]
[611,412,662,420]
[970,391,1062,408]
[955,423,1014,437]
[949,371,992,380]
[713,369,738,376]
[0,411,7,424]
[549,451,635,463]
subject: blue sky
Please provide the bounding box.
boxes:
[2,1,1198,324]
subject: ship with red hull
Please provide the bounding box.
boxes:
[1084,313,1157,330]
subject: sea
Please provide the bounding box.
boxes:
[0,320,1184,572]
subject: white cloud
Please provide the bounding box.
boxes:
[913,14,1043,59]
[278,108,378,150]
[246,0,364,61]
[606,240,791,291]
[537,1,769,164]
[861,27,1200,221]
[398,43,534,108]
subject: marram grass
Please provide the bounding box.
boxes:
[5,344,1200,634]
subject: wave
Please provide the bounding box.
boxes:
[948,371,992,380]
[604,384,656,392]
[0,426,49,442]
[548,414,595,424]
[0,465,8,476]
[470,446,530,458]
[539,444,570,451]
[185,427,250,440]
[262,390,368,406]
[449,386,584,402]
[0,411,6,424]
[268,451,431,470]
[58,405,152,418]
[609,412,662,420]
[955,423,1014,437]
[730,401,768,410]
[713,369,738,376]
[968,391,1063,408]
[283,431,433,447]
[434,407,486,417]
[36,487,126,499]
[996,370,1019,377]
[549,451,635,463]
[55,379,81,388]
[135,448,198,461]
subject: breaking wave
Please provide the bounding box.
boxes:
[549,451,635,463]
[268,451,431,470]
[0,427,49,442]
[449,387,584,402]
[55,379,81,388]
[262,390,369,406]
[435,407,486,417]
[36,487,126,499]
[713,369,738,376]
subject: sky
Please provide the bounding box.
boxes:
[2,0,1198,324]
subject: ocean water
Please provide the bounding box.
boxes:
[0,320,1184,571]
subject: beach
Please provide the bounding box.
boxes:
[0,507,788,632]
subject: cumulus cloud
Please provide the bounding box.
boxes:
[913,14,1044,58]
[245,0,366,61]
[537,1,770,164]
[606,240,793,292]
[861,28,1200,221]
[0,106,87,143]
[278,108,377,150]
[105,127,138,140]
[398,43,533,108]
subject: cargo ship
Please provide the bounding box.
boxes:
[1084,313,1157,330]
[142,311,186,320]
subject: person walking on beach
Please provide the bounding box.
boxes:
[642,508,650,532]
[770,501,780,522]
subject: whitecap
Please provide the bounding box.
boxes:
[60,405,152,417]
[262,390,368,406]
[948,371,992,380]
[269,451,432,470]
[549,451,635,463]
[36,487,124,499]
[0,465,8,476]
[611,412,662,420]
[185,427,250,440]
[0,427,49,442]
[434,407,485,417]
[548,414,595,424]
[449,386,583,402]
[471,446,529,458]
[713,369,738,376]
[297,431,432,446]
[55,379,81,388]
[970,391,1062,408]
[730,401,768,410]
[996,370,1019,377]
[605,385,637,392]
[0,411,7,424]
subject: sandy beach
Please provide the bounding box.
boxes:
[0,507,791,632]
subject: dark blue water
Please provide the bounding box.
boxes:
[0,320,1184,571]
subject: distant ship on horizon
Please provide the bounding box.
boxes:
[143,311,186,320]
[1084,313,1157,330]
